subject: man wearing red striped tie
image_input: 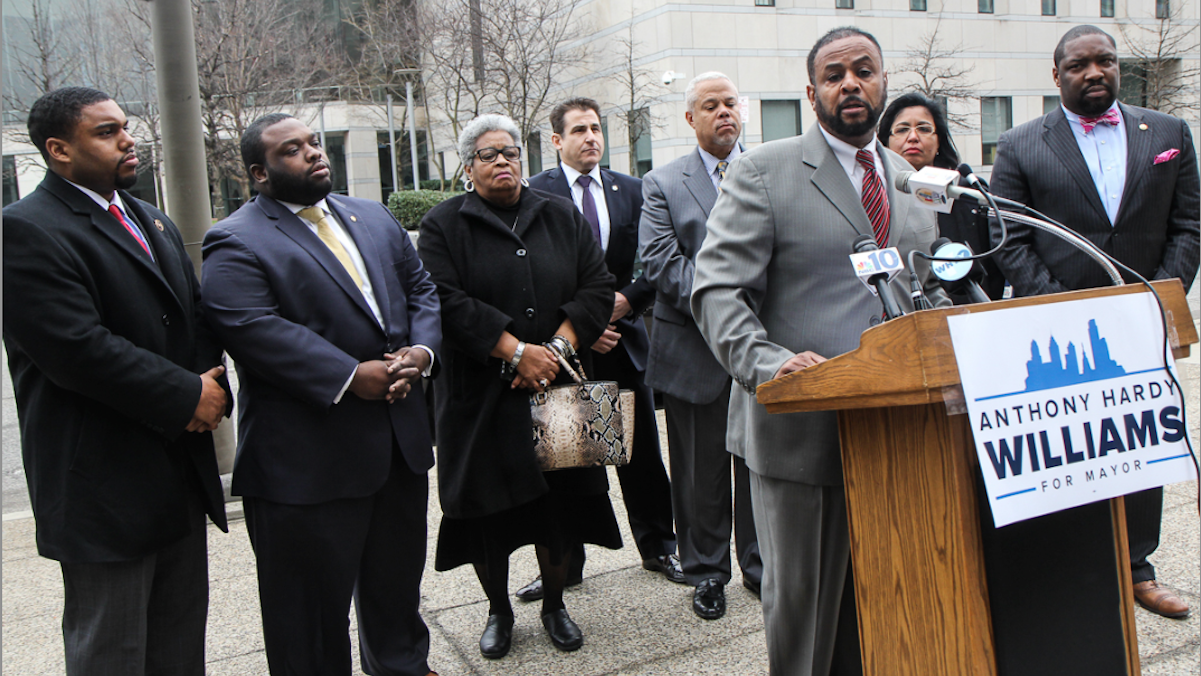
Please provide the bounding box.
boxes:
[690,27,949,676]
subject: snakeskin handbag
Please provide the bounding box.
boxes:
[530,354,634,471]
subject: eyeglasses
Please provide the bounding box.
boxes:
[891,123,937,138]
[474,145,522,163]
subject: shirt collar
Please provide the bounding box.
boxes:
[63,177,128,215]
[819,125,877,178]
[560,162,602,189]
[698,144,741,177]
[1061,101,1122,127]
[279,197,331,217]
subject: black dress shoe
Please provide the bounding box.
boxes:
[743,576,762,598]
[693,579,726,620]
[479,614,514,659]
[515,575,583,602]
[541,609,583,651]
[642,553,687,584]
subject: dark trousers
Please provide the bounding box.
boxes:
[566,346,676,578]
[664,389,761,586]
[60,501,208,676]
[244,449,430,676]
[1125,486,1163,583]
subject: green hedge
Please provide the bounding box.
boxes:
[388,189,461,230]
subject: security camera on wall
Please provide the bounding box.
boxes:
[662,71,685,86]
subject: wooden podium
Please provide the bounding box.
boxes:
[756,280,1197,676]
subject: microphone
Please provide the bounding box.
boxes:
[957,163,984,189]
[928,238,991,304]
[852,235,905,321]
[894,168,1026,211]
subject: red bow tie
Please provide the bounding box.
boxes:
[1079,110,1120,133]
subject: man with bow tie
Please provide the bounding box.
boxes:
[990,24,1199,620]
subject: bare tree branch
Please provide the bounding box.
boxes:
[892,13,980,131]
[1118,3,1200,120]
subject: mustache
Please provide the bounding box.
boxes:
[837,96,870,113]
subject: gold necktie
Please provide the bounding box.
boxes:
[716,160,729,192]
[297,206,363,289]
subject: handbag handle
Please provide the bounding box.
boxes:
[549,349,587,384]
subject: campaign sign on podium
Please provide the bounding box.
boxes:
[948,291,1196,527]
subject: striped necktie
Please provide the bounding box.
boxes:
[297,206,363,288]
[108,204,152,258]
[856,149,890,247]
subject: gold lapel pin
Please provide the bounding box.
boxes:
[1139,123,1148,131]
[154,219,164,231]
[350,215,358,222]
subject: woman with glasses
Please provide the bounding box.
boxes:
[878,93,1007,301]
[417,114,621,659]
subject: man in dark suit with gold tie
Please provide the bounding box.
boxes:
[990,24,1199,620]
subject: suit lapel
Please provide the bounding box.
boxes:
[548,167,572,200]
[328,196,390,331]
[681,150,718,216]
[1041,108,1109,223]
[119,195,187,307]
[804,129,873,239]
[259,196,380,326]
[1116,103,1152,225]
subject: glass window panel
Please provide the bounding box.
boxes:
[1043,95,1061,115]
[761,100,802,143]
[980,97,1012,166]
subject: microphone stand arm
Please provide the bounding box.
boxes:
[985,208,1125,288]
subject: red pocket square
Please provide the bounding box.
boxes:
[1154,149,1180,164]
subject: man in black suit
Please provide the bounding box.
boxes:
[201,114,443,675]
[991,25,1199,619]
[518,97,682,600]
[3,86,229,674]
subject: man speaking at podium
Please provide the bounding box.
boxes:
[691,27,947,676]
[990,24,1199,620]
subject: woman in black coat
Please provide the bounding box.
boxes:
[417,113,620,659]
[879,92,1007,303]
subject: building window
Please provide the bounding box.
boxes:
[981,97,1012,166]
[526,131,542,176]
[1100,0,1114,17]
[1043,96,1061,115]
[599,116,611,169]
[630,108,653,177]
[836,0,853,8]
[978,0,994,12]
[1155,0,1168,18]
[911,0,927,9]
[1118,62,1149,107]
[379,130,429,199]
[1042,0,1055,15]
[2,155,19,206]
[761,100,802,142]
[326,134,348,196]
[755,0,775,6]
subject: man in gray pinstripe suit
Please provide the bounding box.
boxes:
[990,24,1199,620]
[691,27,948,675]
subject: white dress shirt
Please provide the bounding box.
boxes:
[819,125,887,200]
[1062,103,1126,226]
[559,163,611,251]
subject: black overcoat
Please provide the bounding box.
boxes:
[417,188,616,519]
[3,171,228,563]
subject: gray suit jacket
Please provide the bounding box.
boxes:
[691,125,947,486]
[639,148,731,404]
[990,103,1199,296]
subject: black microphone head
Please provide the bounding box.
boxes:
[852,234,877,253]
[893,170,914,194]
[930,237,952,255]
[957,163,973,179]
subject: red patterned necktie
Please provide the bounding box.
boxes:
[108,204,151,257]
[1079,109,1120,134]
[856,149,890,247]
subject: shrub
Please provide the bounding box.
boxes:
[388,189,461,230]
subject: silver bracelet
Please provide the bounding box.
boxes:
[510,341,526,368]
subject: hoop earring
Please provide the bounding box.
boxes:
[520,178,529,188]
[464,179,475,193]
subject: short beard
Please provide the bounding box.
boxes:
[815,93,885,142]
[115,172,137,190]
[1075,87,1116,116]
[265,165,332,205]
